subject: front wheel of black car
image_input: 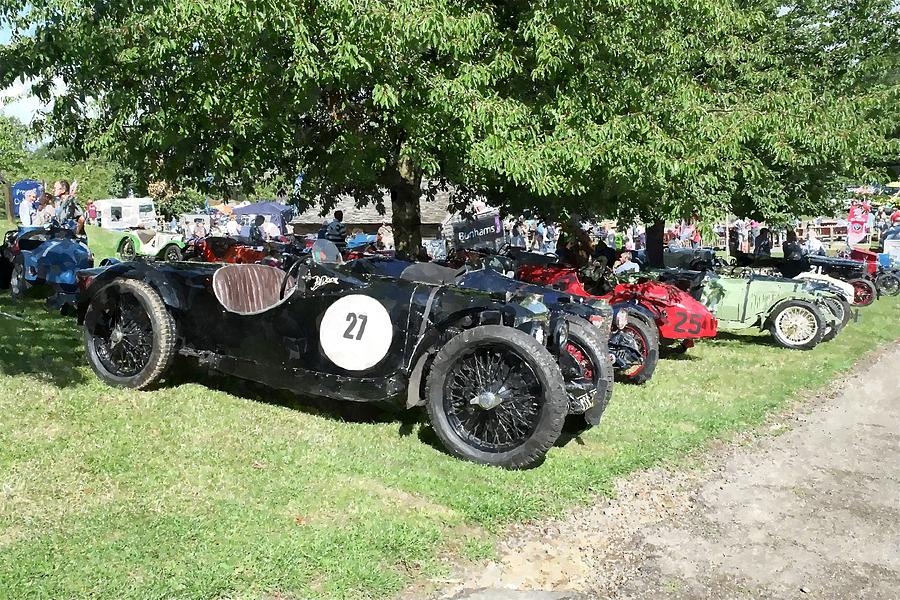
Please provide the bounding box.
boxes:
[83,279,176,389]
[425,325,567,469]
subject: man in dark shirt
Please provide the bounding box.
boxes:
[325,210,348,248]
[782,230,804,260]
[248,215,266,244]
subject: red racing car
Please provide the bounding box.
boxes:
[516,263,718,361]
[183,236,269,264]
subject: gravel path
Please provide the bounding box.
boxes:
[435,343,900,600]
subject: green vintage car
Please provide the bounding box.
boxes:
[699,273,848,350]
[114,230,186,262]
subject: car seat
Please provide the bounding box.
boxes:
[212,263,298,315]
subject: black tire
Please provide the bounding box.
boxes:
[161,244,183,262]
[118,237,137,261]
[848,278,876,307]
[9,256,29,300]
[83,279,177,389]
[875,273,900,297]
[562,315,613,422]
[0,256,12,290]
[614,310,659,384]
[424,325,567,469]
[767,300,825,350]
[821,297,851,342]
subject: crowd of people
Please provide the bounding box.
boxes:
[17,180,85,234]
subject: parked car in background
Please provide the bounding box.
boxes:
[0,225,93,310]
[92,198,186,262]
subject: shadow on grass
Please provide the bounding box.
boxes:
[660,351,700,362]
[162,357,425,432]
[715,330,781,348]
[0,297,88,387]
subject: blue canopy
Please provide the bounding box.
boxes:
[232,202,295,234]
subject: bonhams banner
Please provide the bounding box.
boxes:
[846,200,870,246]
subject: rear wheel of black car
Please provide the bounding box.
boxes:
[614,312,658,385]
[768,300,825,350]
[821,297,852,342]
[425,325,567,469]
[875,273,900,297]
[10,257,29,300]
[83,279,176,389]
[848,278,876,307]
[118,237,137,261]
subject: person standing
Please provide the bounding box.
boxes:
[225,216,241,237]
[783,230,804,260]
[754,228,772,257]
[325,210,348,248]
[378,220,395,250]
[53,180,84,234]
[261,218,281,240]
[804,231,825,256]
[511,220,526,248]
[86,201,97,225]
[36,193,55,226]
[248,216,265,243]
[19,189,37,227]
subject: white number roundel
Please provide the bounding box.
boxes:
[319,295,394,371]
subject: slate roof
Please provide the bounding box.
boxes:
[292,190,453,226]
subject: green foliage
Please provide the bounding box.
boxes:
[7,156,123,201]
[0,115,27,177]
[147,181,206,219]
[0,0,897,234]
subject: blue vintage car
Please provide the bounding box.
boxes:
[0,225,93,308]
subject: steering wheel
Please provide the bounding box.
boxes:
[280,258,308,300]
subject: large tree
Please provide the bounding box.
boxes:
[1,0,897,253]
[0,115,27,177]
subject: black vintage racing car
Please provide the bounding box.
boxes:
[75,242,611,469]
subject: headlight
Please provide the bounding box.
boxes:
[615,309,628,330]
[531,322,546,344]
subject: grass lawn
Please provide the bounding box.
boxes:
[0,283,897,598]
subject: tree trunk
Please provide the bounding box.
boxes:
[646,219,665,268]
[390,156,423,258]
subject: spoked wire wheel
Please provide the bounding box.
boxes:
[425,325,566,469]
[875,273,900,297]
[849,278,876,307]
[90,292,155,377]
[769,300,824,350]
[118,237,137,261]
[774,306,817,345]
[83,279,176,388]
[443,345,543,453]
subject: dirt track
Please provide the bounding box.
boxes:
[438,343,900,600]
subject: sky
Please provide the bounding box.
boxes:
[0,24,51,125]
